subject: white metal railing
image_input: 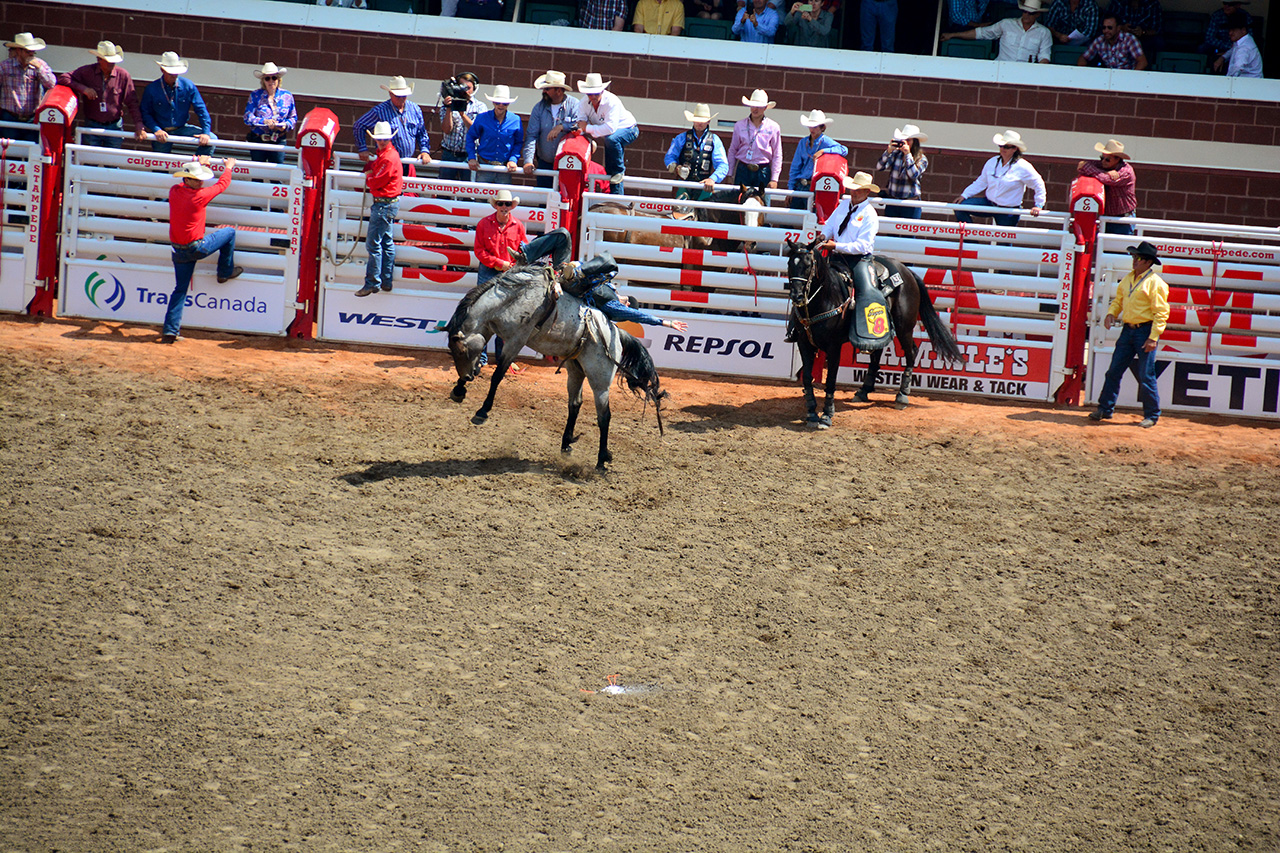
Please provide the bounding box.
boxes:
[0,138,40,314]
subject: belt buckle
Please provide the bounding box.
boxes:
[747,164,761,172]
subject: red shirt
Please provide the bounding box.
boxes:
[474,211,526,271]
[168,170,232,245]
[364,145,403,199]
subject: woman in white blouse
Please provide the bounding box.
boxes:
[954,130,1046,227]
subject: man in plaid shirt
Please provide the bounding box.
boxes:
[580,0,629,29]
[1,33,56,142]
[1112,0,1162,56]
[1078,14,1148,68]
[1042,0,1100,43]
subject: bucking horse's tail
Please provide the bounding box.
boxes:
[616,330,669,436]
[916,277,965,366]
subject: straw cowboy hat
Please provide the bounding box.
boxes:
[534,70,568,90]
[684,103,718,123]
[381,76,414,96]
[484,84,517,104]
[1094,139,1130,159]
[253,62,288,79]
[843,171,880,193]
[5,33,47,51]
[1017,0,1044,12]
[489,188,521,208]
[368,121,395,140]
[576,73,610,94]
[893,123,928,142]
[742,89,776,109]
[800,109,830,128]
[173,162,214,181]
[993,129,1028,151]
[1126,241,1162,264]
[156,51,189,74]
[89,41,123,63]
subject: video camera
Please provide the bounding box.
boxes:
[440,77,471,111]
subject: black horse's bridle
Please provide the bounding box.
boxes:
[788,250,849,347]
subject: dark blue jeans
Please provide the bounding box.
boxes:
[438,148,471,183]
[476,227,572,285]
[955,196,1020,227]
[82,118,125,149]
[1096,321,1160,421]
[1105,214,1136,236]
[883,202,923,219]
[151,124,216,157]
[365,198,399,291]
[0,109,38,143]
[735,162,771,190]
[600,125,639,193]
[166,228,237,336]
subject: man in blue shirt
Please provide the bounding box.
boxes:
[664,103,728,200]
[787,109,848,210]
[353,76,432,172]
[466,84,523,186]
[139,51,216,157]
[733,0,781,42]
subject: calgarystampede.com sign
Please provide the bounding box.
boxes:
[1151,243,1280,263]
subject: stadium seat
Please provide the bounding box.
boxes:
[1051,44,1088,65]
[1155,51,1208,74]
[940,39,995,60]
[685,18,734,39]
[523,2,575,24]
[1162,11,1209,52]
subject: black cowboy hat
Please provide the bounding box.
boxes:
[1125,240,1161,265]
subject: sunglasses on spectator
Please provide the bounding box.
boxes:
[494,201,515,208]
[263,75,280,80]
[1000,144,1018,149]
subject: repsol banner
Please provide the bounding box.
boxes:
[834,339,1055,401]
[645,315,792,380]
[319,289,460,350]
[61,262,291,335]
[1088,350,1280,420]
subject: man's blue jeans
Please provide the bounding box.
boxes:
[165,228,237,336]
[438,148,471,183]
[955,196,1020,227]
[0,109,38,143]
[365,198,399,291]
[82,118,125,149]
[151,124,217,157]
[883,202,923,219]
[734,162,772,190]
[861,0,898,52]
[600,125,639,192]
[1105,213,1136,236]
[1096,321,1160,421]
[476,227,572,285]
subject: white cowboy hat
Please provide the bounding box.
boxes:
[253,62,288,79]
[1017,0,1044,13]
[843,171,880,193]
[534,70,569,90]
[1094,138,1130,159]
[485,84,517,104]
[893,123,928,142]
[368,121,395,140]
[489,188,521,208]
[173,162,214,181]
[5,33,47,51]
[576,72,610,94]
[156,51,188,74]
[799,109,830,128]
[993,129,1028,151]
[683,103,718,123]
[742,89,776,109]
[89,40,123,63]
[381,76,414,96]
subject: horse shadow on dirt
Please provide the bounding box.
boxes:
[340,455,602,485]
[676,393,857,433]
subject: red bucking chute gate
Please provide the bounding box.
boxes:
[292,109,338,339]
[1059,176,1105,405]
[29,86,78,317]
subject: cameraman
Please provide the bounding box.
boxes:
[874,124,929,220]
[437,71,481,183]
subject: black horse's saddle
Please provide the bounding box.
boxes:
[838,256,901,352]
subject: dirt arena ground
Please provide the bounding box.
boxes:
[1,314,1277,852]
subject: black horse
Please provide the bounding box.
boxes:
[784,237,965,428]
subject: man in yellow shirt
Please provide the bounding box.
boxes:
[1089,240,1170,428]
[633,0,686,35]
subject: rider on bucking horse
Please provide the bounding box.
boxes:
[559,252,689,332]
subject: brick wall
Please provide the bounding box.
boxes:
[10,0,1280,222]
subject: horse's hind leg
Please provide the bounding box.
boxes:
[589,372,613,469]
[561,360,585,455]
[854,349,881,403]
[895,327,917,408]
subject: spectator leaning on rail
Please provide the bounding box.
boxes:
[438,71,482,184]
[473,188,573,286]
[875,123,929,220]
[0,33,56,143]
[942,0,1053,62]
[580,0,629,29]
[1042,0,1100,43]
[734,0,782,43]
[861,0,899,52]
[576,73,639,195]
[141,52,217,158]
[1079,14,1148,69]
[783,0,835,47]
[727,89,783,191]
[665,103,729,201]
[954,130,1046,227]
[634,0,686,34]
[353,76,432,174]
[1112,0,1164,59]
[243,63,297,164]
[58,40,145,149]
[354,121,402,299]
[787,109,847,211]
[1077,138,1137,235]
[163,159,243,344]
[466,85,523,186]
[945,0,991,30]
[1214,10,1262,76]
[1199,0,1250,58]
[522,70,581,189]
[1088,240,1169,429]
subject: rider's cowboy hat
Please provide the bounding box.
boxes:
[800,109,830,128]
[484,84,517,104]
[253,62,288,79]
[5,33,47,51]
[173,162,215,182]
[489,188,521,208]
[742,89,776,109]
[534,70,569,90]
[88,41,124,63]
[893,123,929,142]
[1017,0,1044,12]
[684,103,718,123]
[1094,139,1130,159]
[1125,241,1162,265]
[993,129,1028,151]
[843,171,880,194]
[577,73,611,94]
[156,51,189,74]
[381,76,414,96]
[368,121,395,140]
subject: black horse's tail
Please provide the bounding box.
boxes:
[616,330,669,435]
[916,277,966,366]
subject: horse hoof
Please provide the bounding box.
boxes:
[853,390,870,404]
[471,413,488,425]
[561,445,573,455]
[805,412,820,424]
[818,415,832,429]
[449,387,467,403]
[895,394,910,408]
